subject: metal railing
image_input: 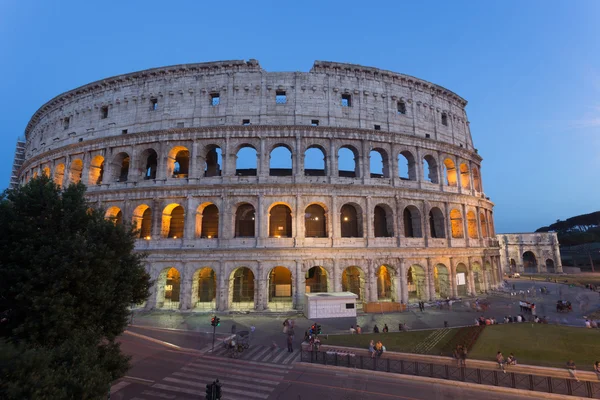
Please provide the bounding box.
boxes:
[300,350,600,398]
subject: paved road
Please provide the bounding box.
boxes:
[112,332,536,400]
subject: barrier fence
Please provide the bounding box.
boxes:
[300,349,600,398]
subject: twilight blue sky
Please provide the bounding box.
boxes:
[0,1,599,233]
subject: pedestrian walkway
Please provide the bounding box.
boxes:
[111,355,292,400]
[208,343,301,365]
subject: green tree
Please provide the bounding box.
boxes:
[0,176,151,399]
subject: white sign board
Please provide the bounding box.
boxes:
[456,272,466,286]
[304,292,358,319]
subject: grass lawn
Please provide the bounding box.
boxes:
[521,273,600,287]
[469,324,600,370]
[321,328,458,355]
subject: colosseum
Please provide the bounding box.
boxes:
[17,59,502,312]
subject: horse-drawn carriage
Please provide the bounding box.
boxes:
[556,300,572,313]
[223,330,251,358]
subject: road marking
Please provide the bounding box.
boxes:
[199,353,294,369]
[251,346,271,361]
[183,365,285,381]
[261,349,278,362]
[110,381,130,394]
[271,348,288,363]
[164,376,275,392]
[241,345,263,359]
[281,350,299,364]
[141,390,176,398]
[174,370,281,386]
[124,375,155,384]
[152,383,269,399]
[191,358,290,374]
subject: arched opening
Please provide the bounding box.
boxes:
[370,149,388,178]
[509,259,517,273]
[229,267,255,310]
[460,163,470,189]
[141,148,158,180]
[192,267,216,310]
[489,213,496,236]
[472,263,484,294]
[33,171,38,179]
[377,265,393,301]
[105,207,123,226]
[338,146,359,178]
[398,151,416,181]
[480,213,488,238]
[108,152,130,182]
[407,265,426,301]
[305,266,328,293]
[89,155,105,185]
[423,155,439,183]
[235,145,257,176]
[198,204,219,238]
[157,267,181,309]
[467,211,478,239]
[342,266,365,301]
[484,262,493,289]
[434,264,450,298]
[269,145,292,176]
[269,204,292,237]
[374,205,393,238]
[235,203,255,237]
[304,146,326,176]
[443,158,457,186]
[523,251,538,273]
[132,204,152,239]
[403,206,422,238]
[305,204,327,238]
[472,166,482,192]
[69,159,83,184]
[268,266,293,309]
[204,145,222,177]
[42,167,51,177]
[546,259,555,273]
[54,163,65,188]
[455,263,469,297]
[429,207,445,238]
[168,147,189,178]
[450,209,464,238]
[162,204,184,238]
[341,203,362,238]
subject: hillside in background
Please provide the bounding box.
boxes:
[536,211,600,246]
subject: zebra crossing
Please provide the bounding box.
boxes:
[112,354,292,400]
[208,343,301,365]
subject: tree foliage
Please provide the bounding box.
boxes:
[536,211,600,246]
[0,176,151,399]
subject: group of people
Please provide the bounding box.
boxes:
[372,324,389,333]
[475,316,497,326]
[496,351,517,373]
[349,325,362,334]
[502,314,548,324]
[368,340,385,358]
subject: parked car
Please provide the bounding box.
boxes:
[508,273,521,278]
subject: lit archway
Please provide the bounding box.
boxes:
[268,266,293,309]
[197,203,219,238]
[306,266,328,293]
[342,266,365,301]
[450,209,464,238]
[157,267,181,309]
[467,211,478,239]
[192,267,217,310]
[341,203,362,238]
[480,213,488,238]
[42,167,51,178]
[407,265,426,301]
[455,263,469,297]
[459,163,470,189]
[269,204,292,237]
[305,204,327,238]
[472,166,482,192]
[434,264,450,298]
[377,265,393,301]
[69,159,83,184]
[105,206,123,226]
[162,204,184,238]
[168,146,189,178]
[89,155,105,185]
[132,204,152,239]
[54,163,65,188]
[443,158,457,186]
[229,267,255,310]
[471,263,484,294]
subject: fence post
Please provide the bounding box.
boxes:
[460,365,465,381]
[493,371,498,386]
[415,362,419,376]
[586,381,593,398]
[445,365,449,380]
[529,374,534,391]
[360,355,363,370]
[566,379,572,396]
[547,377,553,393]
[477,368,482,384]
[430,363,434,378]
[510,372,516,388]
[400,360,404,374]
[387,358,390,372]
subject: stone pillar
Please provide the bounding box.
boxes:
[331,195,339,239]
[368,260,377,302]
[366,196,373,244]
[184,196,195,240]
[189,141,199,180]
[179,263,192,310]
[152,198,162,239]
[461,203,470,247]
[396,196,403,247]
[333,259,342,292]
[481,260,489,292]
[445,201,453,248]
[399,259,408,305]
[257,194,267,245]
[467,257,476,296]
[256,262,267,311]
[415,146,423,184]
[427,258,435,301]
[259,139,269,179]
[62,155,71,189]
[145,265,158,309]
[217,262,227,311]
[422,201,430,247]
[294,135,302,178]
[295,194,303,245]
[80,152,90,186]
[295,260,305,310]
[449,258,458,298]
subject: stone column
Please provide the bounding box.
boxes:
[461,204,470,247]
[422,201,430,248]
[145,266,158,309]
[184,196,195,239]
[259,139,269,180]
[399,259,408,305]
[256,262,267,311]
[80,152,90,186]
[368,260,377,302]
[295,260,305,310]
[217,262,227,311]
[179,263,192,310]
[395,196,403,247]
[481,259,489,292]
[295,194,303,246]
[415,146,423,184]
[427,258,435,301]
[294,135,302,179]
[152,198,162,239]
[366,196,373,245]
[445,201,453,248]
[257,194,267,246]
[62,155,71,188]
[333,259,342,292]
[189,141,199,181]
[467,257,476,296]
[331,195,339,240]
[329,139,338,182]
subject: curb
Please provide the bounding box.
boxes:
[298,361,589,399]
[123,330,202,354]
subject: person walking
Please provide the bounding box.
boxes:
[460,345,467,367]
[369,340,375,358]
[496,351,506,373]
[286,334,293,352]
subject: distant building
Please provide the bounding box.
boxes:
[10,138,26,189]
[497,233,562,274]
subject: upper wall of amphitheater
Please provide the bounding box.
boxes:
[23,60,474,159]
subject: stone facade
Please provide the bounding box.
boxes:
[498,233,563,274]
[17,59,501,312]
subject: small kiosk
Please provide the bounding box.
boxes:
[304,292,358,319]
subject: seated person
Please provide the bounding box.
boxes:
[507,353,517,366]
